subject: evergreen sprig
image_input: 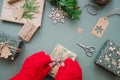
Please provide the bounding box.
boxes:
[22,0,39,20]
[49,0,82,20]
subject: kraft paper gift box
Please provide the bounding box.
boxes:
[0,32,23,60]
[95,40,120,77]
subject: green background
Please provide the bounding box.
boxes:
[0,0,120,80]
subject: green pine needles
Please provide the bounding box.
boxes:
[22,0,39,20]
[49,0,82,20]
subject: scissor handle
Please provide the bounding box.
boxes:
[85,47,95,57]
[87,46,96,53]
[85,51,94,57]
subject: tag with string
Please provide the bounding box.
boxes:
[92,8,120,38]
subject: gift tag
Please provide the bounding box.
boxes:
[91,17,109,38]
[0,43,12,59]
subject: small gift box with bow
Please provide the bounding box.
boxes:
[95,40,120,77]
[0,32,23,60]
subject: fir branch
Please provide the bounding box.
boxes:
[22,0,39,19]
[49,0,82,20]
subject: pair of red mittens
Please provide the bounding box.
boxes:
[10,51,82,80]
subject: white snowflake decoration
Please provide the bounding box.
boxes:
[49,7,67,24]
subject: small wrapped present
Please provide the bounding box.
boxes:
[0,32,23,60]
[49,44,77,78]
[95,40,120,77]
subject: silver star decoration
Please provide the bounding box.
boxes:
[49,7,67,24]
[76,27,84,34]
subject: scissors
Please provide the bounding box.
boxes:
[76,43,96,57]
[82,2,101,15]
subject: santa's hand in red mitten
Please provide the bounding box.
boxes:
[10,51,52,80]
[55,58,82,80]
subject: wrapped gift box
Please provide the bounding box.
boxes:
[95,40,120,77]
[0,32,23,60]
[49,44,77,78]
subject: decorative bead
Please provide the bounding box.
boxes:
[73,5,77,10]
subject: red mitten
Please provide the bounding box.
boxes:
[55,58,82,80]
[10,51,51,80]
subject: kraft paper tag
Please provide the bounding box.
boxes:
[0,44,12,59]
[92,17,109,38]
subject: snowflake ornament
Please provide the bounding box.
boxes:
[49,7,67,24]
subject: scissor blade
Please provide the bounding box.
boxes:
[76,43,86,49]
